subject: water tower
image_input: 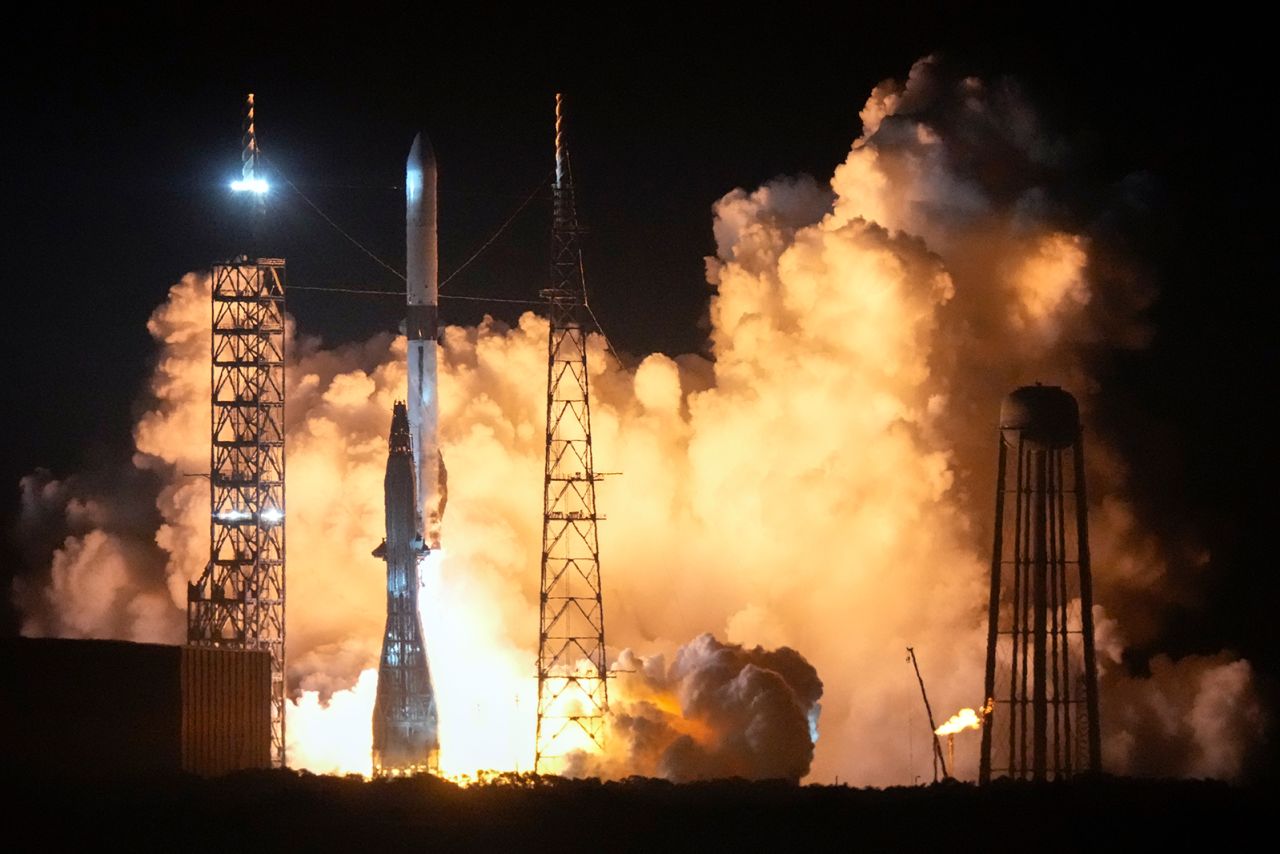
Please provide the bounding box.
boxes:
[979,385,1102,781]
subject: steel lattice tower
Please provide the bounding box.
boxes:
[979,385,1101,782]
[188,259,287,767]
[188,95,287,768]
[535,94,608,772]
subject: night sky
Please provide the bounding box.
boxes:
[3,4,1273,758]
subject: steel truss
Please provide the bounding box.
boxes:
[188,258,287,768]
[535,95,608,773]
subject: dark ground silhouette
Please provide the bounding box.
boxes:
[7,770,1269,851]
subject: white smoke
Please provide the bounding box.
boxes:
[1102,651,1267,779]
[10,58,1267,782]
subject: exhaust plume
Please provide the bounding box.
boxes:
[11,58,1266,782]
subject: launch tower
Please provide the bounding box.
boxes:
[187,95,287,767]
[187,257,287,768]
[535,94,609,772]
[979,385,1102,781]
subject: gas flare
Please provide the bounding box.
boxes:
[936,706,983,737]
[12,58,1267,783]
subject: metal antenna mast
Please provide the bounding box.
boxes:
[187,94,287,767]
[906,647,948,781]
[535,93,609,772]
[241,93,266,223]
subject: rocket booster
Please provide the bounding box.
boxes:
[406,133,445,549]
[371,403,439,773]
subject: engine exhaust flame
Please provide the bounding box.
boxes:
[10,57,1269,783]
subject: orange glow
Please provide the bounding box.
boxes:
[935,698,993,736]
[23,57,1259,785]
[644,692,714,743]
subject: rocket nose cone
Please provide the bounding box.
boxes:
[408,132,436,169]
[406,132,435,219]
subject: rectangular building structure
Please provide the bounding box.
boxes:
[1,638,271,776]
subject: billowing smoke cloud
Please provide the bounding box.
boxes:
[573,635,823,782]
[14,465,172,642]
[1093,613,1268,779]
[10,58,1266,782]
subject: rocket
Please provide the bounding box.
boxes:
[405,132,446,549]
[370,133,445,775]
[371,403,439,774]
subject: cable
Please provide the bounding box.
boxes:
[585,302,626,368]
[564,156,624,370]
[264,154,408,281]
[261,154,609,344]
[287,285,400,295]
[440,171,552,290]
[265,151,549,295]
[288,285,615,349]
[288,284,542,306]
[446,294,544,306]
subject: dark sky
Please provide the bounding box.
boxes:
[2,4,1273,711]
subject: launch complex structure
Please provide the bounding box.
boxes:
[186,94,288,767]
[534,94,610,772]
[368,95,612,777]
[180,92,613,775]
[176,94,1101,784]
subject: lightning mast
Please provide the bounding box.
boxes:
[187,93,287,767]
[535,93,609,772]
[239,93,266,222]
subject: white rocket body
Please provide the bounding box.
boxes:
[406,133,443,549]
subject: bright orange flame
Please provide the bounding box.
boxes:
[934,706,982,736]
[644,692,714,743]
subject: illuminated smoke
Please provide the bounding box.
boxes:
[11,58,1267,782]
[570,635,823,782]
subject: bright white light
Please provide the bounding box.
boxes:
[260,507,284,523]
[406,167,422,206]
[214,508,252,522]
[419,548,445,589]
[231,177,269,194]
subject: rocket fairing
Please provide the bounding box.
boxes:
[371,403,439,774]
[405,132,446,550]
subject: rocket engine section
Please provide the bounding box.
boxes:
[371,402,439,775]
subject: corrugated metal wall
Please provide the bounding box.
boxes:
[1,638,270,777]
[181,645,271,774]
